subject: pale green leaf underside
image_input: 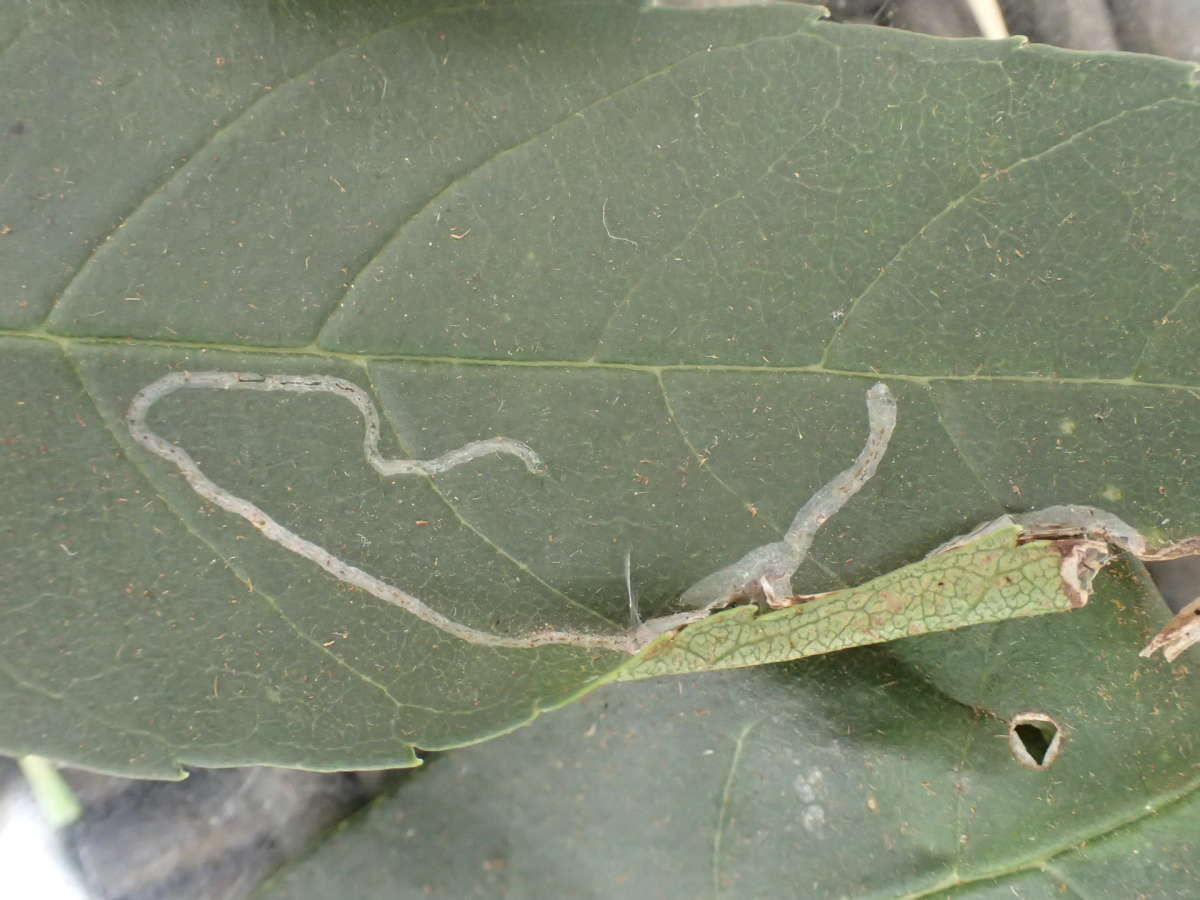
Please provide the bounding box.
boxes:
[613,527,1081,680]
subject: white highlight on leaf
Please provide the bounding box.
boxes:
[793,767,827,834]
[126,371,637,653]
[601,197,639,248]
[624,550,640,629]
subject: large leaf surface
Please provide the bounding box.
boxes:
[1,0,1198,775]
[256,560,1199,899]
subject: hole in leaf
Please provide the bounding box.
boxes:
[1007,713,1063,769]
[1015,723,1052,760]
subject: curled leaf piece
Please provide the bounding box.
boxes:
[1004,505,1200,662]
[1012,504,1200,561]
[613,526,1109,682]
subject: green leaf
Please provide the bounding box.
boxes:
[611,526,1095,681]
[2,0,1198,775]
[255,560,1200,899]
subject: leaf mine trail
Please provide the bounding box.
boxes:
[126,371,636,653]
[127,372,1197,666]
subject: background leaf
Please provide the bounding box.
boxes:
[256,560,1199,899]
[2,0,1198,776]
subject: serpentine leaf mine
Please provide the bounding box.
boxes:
[127,373,1194,670]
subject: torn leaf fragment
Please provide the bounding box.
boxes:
[1140,597,1200,662]
[612,526,1109,682]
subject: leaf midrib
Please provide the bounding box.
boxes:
[903,771,1200,899]
[2,330,1194,392]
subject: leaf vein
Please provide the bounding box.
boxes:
[1128,279,1200,381]
[712,718,760,899]
[314,22,842,346]
[40,6,472,330]
[927,383,1008,510]
[818,95,1187,368]
[364,362,619,628]
[60,347,430,715]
